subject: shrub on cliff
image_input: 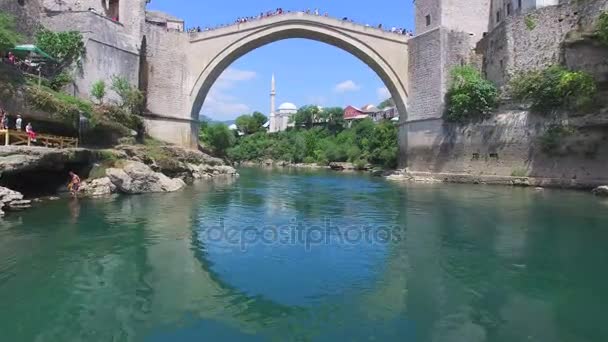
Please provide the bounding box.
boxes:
[111,76,145,114]
[596,11,608,46]
[26,85,92,126]
[510,66,597,113]
[445,66,498,122]
[0,13,22,52]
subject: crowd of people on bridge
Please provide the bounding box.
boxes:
[186,8,414,37]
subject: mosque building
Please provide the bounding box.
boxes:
[267,74,298,133]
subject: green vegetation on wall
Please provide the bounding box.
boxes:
[510,65,597,114]
[445,66,498,122]
[525,15,536,31]
[0,13,22,52]
[596,11,608,46]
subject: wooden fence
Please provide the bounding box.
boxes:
[0,129,78,148]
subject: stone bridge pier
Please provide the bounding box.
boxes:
[143,12,410,158]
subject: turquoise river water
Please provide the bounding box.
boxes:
[1,168,608,341]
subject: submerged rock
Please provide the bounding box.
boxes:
[592,186,608,197]
[106,161,186,194]
[0,186,32,217]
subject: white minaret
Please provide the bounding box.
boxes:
[269,73,276,132]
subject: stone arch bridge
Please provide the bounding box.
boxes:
[144,12,410,150]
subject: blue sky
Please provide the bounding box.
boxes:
[147,0,415,121]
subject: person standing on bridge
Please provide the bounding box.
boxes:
[15,115,22,131]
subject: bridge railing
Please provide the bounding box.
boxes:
[186,11,413,40]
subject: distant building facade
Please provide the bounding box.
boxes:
[146,10,185,31]
[344,104,398,124]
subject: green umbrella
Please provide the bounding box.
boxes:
[10,44,56,61]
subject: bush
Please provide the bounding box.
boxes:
[597,11,608,46]
[303,156,316,164]
[91,80,106,104]
[49,71,73,91]
[111,75,145,114]
[510,66,597,113]
[445,66,498,122]
[92,104,143,131]
[201,123,235,156]
[26,86,90,125]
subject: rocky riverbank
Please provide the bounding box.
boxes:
[386,169,608,194]
[0,144,238,216]
[237,159,381,172]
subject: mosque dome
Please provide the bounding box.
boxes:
[278,102,297,112]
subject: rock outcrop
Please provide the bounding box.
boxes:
[0,187,32,217]
[113,144,237,182]
[0,146,98,175]
[106,161,186,194]
[592,186,608,197]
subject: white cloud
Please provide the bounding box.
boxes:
[200,68,256,120]
[334,80,361,93]
[377,87,391,101]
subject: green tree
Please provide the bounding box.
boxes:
[252,111,268,128]
[35,29,85,71]
[292,105,320,129]
[0,13,22,52]
[319,107,345,132]
[445,66,498,122]
[202,123,235,156]
[91,80,106,104]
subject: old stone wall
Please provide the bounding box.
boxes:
[41,11,141,101]
[406,110,608,182]
[477,2,579,87]
[408,28,473,122]
[143,24,190,119]
[415,0,442,35]
[442,0,491,42]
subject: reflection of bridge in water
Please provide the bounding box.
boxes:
[2,172,581,341]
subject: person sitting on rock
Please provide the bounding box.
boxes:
[68,171,81,197]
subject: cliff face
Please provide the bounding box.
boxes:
[0,0,43,38]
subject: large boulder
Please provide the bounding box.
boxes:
[592,186,608,197]
[0,186,32,217]
[82,177,117,197]
[106,161,185,194]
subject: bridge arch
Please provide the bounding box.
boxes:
[187,13,409,123]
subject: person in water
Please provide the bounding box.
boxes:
[68,171,81,196]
